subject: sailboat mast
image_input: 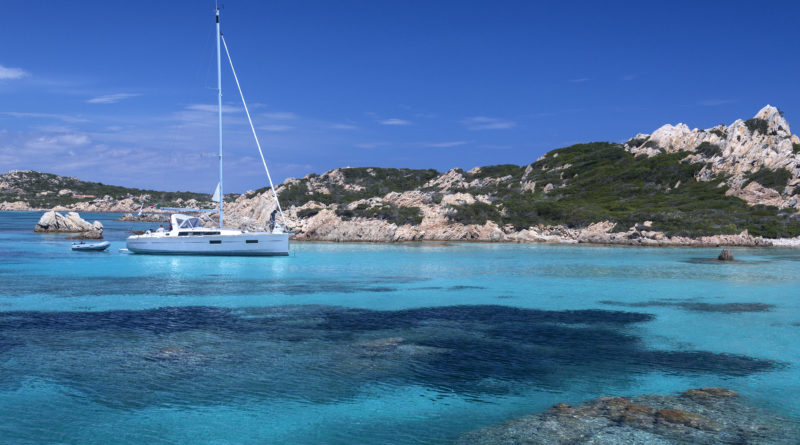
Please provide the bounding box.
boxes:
[216,8,224,227]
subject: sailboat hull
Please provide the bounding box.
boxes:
[126,232,289,256]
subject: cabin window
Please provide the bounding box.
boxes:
[209,240,222,244]
[246,240,258,244]
[178,217,203,229]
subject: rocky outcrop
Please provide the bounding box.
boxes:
[458,388,799,444]
[718,249,734,261]
[627,105,800,209]
[34,211,103,239]
[116,212,169,222]
[726,181,785,207]
[0,201,33,211]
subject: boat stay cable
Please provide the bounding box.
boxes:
[220,34,287,230]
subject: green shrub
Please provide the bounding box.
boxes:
[247,186,271,198]
[710,128,727,138]
[745,118,769,134]
[695,141,722,157]
[335,203,423,225]
[447,202,501,225]
[746,168,792,191]
[297,208,322,219]
[643,140,660,149]
[626,137,647,146]
[793,143,800,154]
[466,164,525,180]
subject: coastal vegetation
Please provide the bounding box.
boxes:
[0,170,214,208]
[336,203,423,225]
[443,143,800,237]
[746,168,792,191]
[280,167,438,207]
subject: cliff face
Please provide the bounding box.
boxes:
[626,105,800,208]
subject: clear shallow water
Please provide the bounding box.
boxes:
[0,211,799,444]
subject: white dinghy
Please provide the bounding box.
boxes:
[72,241,110,252]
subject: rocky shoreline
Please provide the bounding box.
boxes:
[458,388,799,444]
[10,208,800,247]
[218,195,790,247]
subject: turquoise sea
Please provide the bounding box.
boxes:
[1,211,799,443]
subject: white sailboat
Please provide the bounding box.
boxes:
[127,7,289,256]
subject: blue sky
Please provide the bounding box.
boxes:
[1,1,798,193]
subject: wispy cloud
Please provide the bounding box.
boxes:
[261,111,297,120]
[25,133,91,151]
[426,141,468,148]
[328,123,358,130]
[0,111,89,123]
[0,65,28,80]
[698,99,737,106]
[569,78,589,83]
[259,124,293,132]
[622,74,637,81]
[186,104,241,113]
[86,93,140,104]
[380,118,411,125]
[460,116,516,130]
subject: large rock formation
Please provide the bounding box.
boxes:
[627,105,800,209]
[34,211,103,239]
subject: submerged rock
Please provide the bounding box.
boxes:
[681,387,738,400]
[718,249,734,261]
[34,211,103,238]
[458,387,799,444]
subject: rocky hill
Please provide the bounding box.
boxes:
[0,170,217,212]
[4,105,800,245]
[627,105,800,209]
[222,105,800,243]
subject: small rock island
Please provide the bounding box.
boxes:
[34,211,104,239]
